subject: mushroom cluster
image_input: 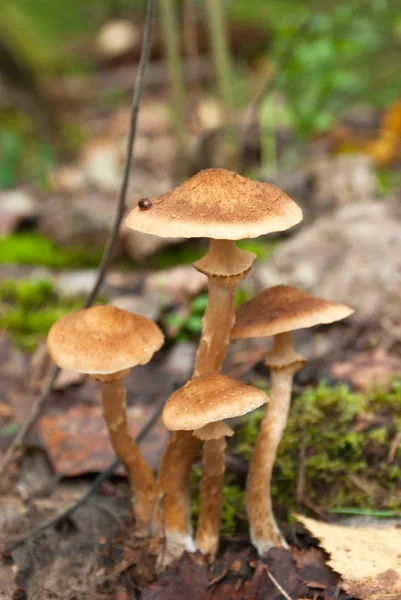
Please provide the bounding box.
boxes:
[47,168,354,567]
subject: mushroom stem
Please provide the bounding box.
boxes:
[193,239,253,559]
[101,378,157,533]
[157,239,253,562]
[157,430,200,559]
[195,436,226,559]
[247,333,304,556]
[194,275,236,376]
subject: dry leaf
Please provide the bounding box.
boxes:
[297,515,401,599]
[331,348,401,390]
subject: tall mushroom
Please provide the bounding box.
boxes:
[231,285,354,556]
[47,305,164,534]
[126,168,302,556]
[162,373,267,561]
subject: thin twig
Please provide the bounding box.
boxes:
[296,429,307,511]
[265,565,293,600]
[301,495,329,521]
[84,0,155,306]
[5,397,164,553]
[347,472,379,499]
[387,429,401,463]
[207,566,229,588]
[0,0,156,484]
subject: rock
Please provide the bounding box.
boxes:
[123,226,183,262]
[144,265,206,306]
[165,342,197,383]
[111,292,162,322]
[272,154,376,226]
[39,192,118,248]
[255,200,401,324]
[54,269,99,297]
[80,139,124,193]
[16,447,56,500]
[0,188,39,234]
[29,343,85,391]
[50,165,85,194]
[95,19,140,60]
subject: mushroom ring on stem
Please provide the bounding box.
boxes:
[47,305,164,534]
[232,285,354,556]
[126,168,302,558]
[163,373,268,561]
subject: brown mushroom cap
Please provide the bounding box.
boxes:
[163,374,267,431]
[47,305,164,375]
[232,285,354,340]
[125,168,302,240]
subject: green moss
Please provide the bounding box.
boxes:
[150,245,205,270]
[190,466,246,536]
[163,287,254,342]
[0,278,84,350]
[150,239,278,270]
[0,233,103,269]
[233,381,401,524]
[236,239,278,260]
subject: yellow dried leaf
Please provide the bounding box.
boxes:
[297,515,401,600]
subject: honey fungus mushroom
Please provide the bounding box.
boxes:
[47,305,164,534]
[126,168,302,557]
[232,285,354,556]
[163,374,267,561]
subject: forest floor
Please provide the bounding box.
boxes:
[2,15,401,599]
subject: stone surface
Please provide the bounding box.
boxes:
[0,188,39,234]
[111,292,162,322]
[272,153,377,226]
[255,200,401,324]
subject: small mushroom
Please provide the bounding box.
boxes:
[231,285,354,556]
[126,168,302,555]
[47,305,164,534]
[163,373,267,561]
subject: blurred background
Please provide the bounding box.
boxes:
[2,0,401,565]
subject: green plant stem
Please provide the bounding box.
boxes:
[204,0,233,113]
[160,0,187,156]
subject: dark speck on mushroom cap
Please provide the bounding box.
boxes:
[138,197,152,210]
[125,168,302,240]
[162,373,267,431]
[47,305,164,375]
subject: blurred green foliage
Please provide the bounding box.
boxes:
[0,278,82,350]
[0,129,55,189]
[267,1,401,137]
[163,284,254,341]
[0,233,103,268]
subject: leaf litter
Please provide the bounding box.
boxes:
[298,516,401,600]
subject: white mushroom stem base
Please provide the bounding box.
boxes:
[247,332,305,556]
[156,430,201,566]
[100,376,157,534]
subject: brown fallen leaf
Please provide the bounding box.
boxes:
[297,515,401,600]
[37,403,168,476]
[331,348,401,391]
